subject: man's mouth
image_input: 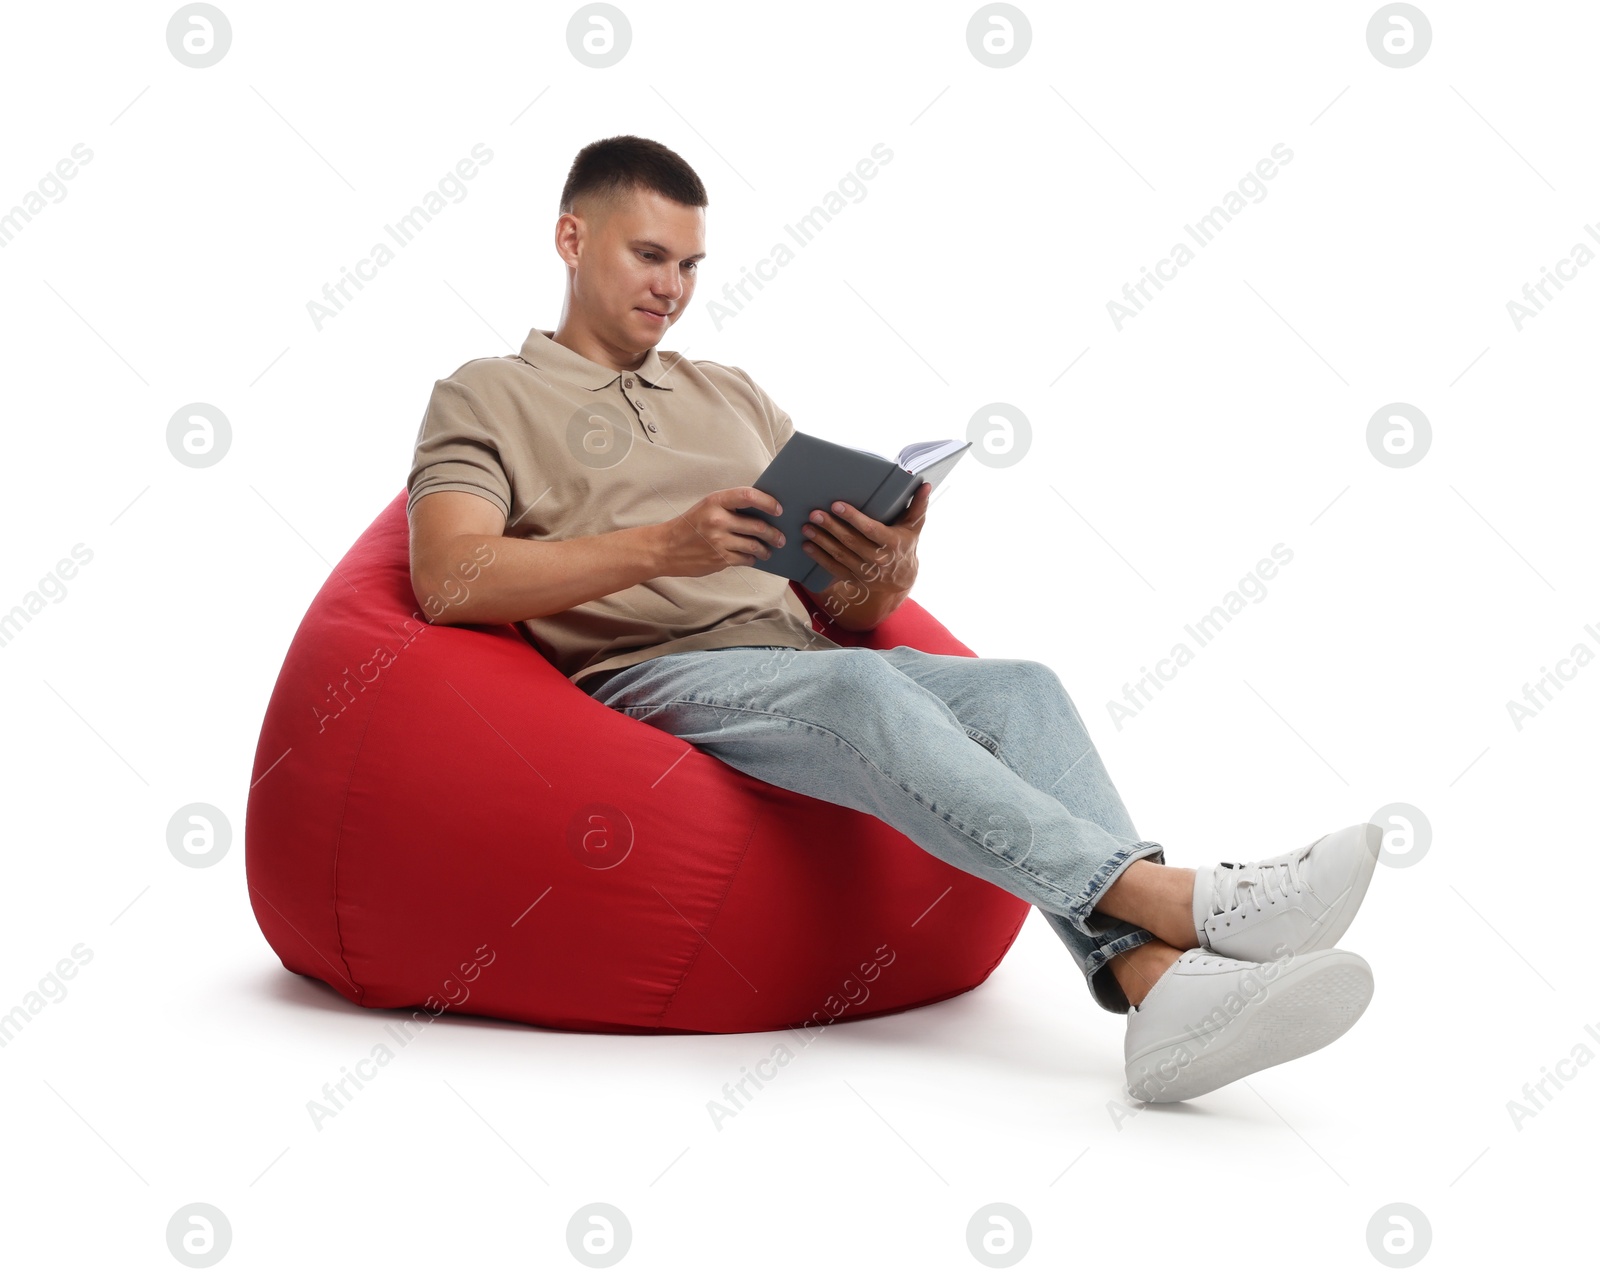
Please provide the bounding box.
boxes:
[637,307,670,322]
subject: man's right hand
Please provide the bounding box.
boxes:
[650,486,786,577]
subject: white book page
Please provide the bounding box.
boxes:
[897,438,965,472]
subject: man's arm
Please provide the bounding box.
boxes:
[801,575,910,633]
[409,485,787,626]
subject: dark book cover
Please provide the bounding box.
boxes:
[738,432,971,591]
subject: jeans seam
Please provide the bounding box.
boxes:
[963,725,1002,758]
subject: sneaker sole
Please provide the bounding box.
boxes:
[1125,950,1374,1103]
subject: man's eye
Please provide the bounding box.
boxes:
[641,251,696,270]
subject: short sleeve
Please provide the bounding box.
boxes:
[406,377,512,519]
[728,365,793,460]
[772,403,794,455]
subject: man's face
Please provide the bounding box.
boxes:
[570,187,705,350]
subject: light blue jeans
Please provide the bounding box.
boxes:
[585,644,1166,1013]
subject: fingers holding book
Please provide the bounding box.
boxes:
[800,481,930,592]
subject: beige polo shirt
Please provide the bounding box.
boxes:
[406,327,845,687]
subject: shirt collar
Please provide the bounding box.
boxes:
[517,327,676,392]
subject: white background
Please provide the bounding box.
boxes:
[1,1,1594,1267]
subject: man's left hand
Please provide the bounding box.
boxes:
[800,480,931,597]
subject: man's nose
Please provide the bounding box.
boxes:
[656,268,686,301]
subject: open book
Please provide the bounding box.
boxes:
[738,431,971,591]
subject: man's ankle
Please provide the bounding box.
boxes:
[1111,940,1182,1008]
[1096,862,1202,952]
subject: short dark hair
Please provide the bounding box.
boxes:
[559,135,708,220]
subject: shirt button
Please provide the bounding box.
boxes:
[623,377,634,388]
[646,423,658,433]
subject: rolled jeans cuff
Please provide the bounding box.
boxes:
[1084,927,1159,1014]
[1067,840,1166,937]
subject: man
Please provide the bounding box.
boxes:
[406,134,1381,1103]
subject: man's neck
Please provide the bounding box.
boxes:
[551,319,648,374]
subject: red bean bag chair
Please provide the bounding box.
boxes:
[245,491,1028,1034]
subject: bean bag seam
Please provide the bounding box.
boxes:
[327,671,388,1005]
[247,881,365,1002]
[974,908,1030,983]
[654,799,764,1028]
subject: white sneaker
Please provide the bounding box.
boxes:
[1192,823,1381,962]
[1124,946,1373,1103]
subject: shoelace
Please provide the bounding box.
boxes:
[1207,842,1312,919]
[1183,951,1224,968]
[1177,949,1250,971]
